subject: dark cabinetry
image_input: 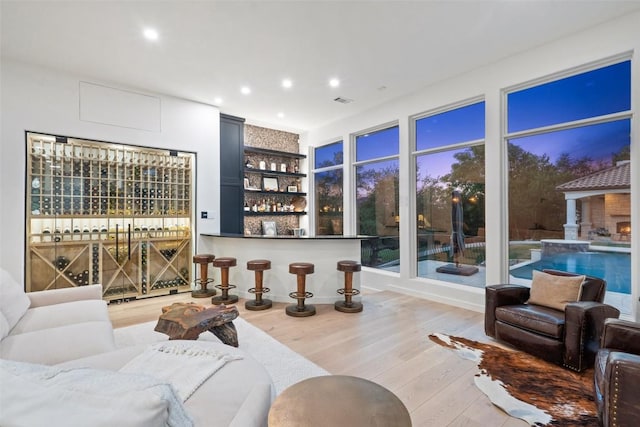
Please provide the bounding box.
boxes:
[219,114,245,234]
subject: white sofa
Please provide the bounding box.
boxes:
[0,268,273,426]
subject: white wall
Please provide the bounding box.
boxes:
[0,60,221,282]
[302,12,640,319]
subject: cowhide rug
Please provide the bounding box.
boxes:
[429,333,597,426]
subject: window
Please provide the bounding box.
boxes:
[506,59,632,315]
[355,126,400,268]
[414,101,486,286]
[314,142,343,235]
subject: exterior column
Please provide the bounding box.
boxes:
[564,197,578,240]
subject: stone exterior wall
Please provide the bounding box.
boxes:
[588,196,606,231]
[604,193,631,238]
[580,193,630,240]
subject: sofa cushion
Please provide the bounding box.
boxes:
[9,300,110,335]
[0,321,116,364]
[0,359,192,427]
[0,268,31,330]
[0,311,9,340]
[495,304,565,339]
[527,270,585,311]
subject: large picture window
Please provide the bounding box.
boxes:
[506,59,632,315]
[414,101,486,286]
[314,141,343,235]
[355,126,400,268]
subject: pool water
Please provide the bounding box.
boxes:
[510,251,631,294]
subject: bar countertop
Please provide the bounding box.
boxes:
[200,233,371,240]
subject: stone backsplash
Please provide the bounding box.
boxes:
[243,124,302,235]
[244,215,300,236]
[245,124,299,153]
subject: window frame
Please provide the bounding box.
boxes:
[312,140,344,236]
[410,96,486,284]
[352,122,400,269]
[501,54,633,285]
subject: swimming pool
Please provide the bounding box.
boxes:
[510,251,631,294]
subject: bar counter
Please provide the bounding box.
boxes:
[200,233,366,304]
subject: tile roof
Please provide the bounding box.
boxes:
[556,161,630,192]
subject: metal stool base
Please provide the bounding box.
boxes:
[211,294,239,305]
[334,300,363,313]
[191,289,217,298]
[286,304,316,317]
[245,299,273,311]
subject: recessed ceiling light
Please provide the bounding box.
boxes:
[277,112,285,118]
[143,28,159,41]
[282,79,293,89]
[240,86,251,95]
[213,97,223,105]
[329,78,340,88]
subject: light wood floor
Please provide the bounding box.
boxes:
[108,290,527,427]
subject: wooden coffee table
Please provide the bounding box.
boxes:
[154,302,239,347]
[268,375,412,426]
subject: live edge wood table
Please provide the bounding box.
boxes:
[268,375,412,427]
[154,302,239,347]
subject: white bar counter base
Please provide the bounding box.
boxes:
[199,234,365,304]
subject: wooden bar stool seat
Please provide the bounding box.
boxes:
[191,254,217,298]
[286,262,315,317]
[335,260,362,313]
[211,257,239,305]
[246,259,272,311]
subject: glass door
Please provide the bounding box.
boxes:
[146,152,193,295]
[101,147,139,301]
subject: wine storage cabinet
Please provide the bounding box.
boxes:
[26,132,195,301]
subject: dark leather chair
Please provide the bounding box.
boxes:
[485,269,620,372]
[594,318,640,427]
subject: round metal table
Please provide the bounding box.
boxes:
[268,375,412,427]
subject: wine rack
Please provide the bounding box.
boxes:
[25,132,195,301]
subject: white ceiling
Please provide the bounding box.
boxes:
[2,1,640,132]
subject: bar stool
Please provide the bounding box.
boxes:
[211,257,239,305]
[191,254,217,298]
[246,259,272,311]
[335,260,362,313]
[286,262,315,317]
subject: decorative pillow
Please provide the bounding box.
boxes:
[527,270,585,311]
[0,268,31,330]
[0,359,193,427]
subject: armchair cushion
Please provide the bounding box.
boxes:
[0,269,31,330]
[495,304,565,339]
[527,270,584,311]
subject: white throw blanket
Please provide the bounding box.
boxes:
[120,341,242,402]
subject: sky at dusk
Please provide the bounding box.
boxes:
[317,60,630,184]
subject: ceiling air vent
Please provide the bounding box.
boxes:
[334,97,354,104]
